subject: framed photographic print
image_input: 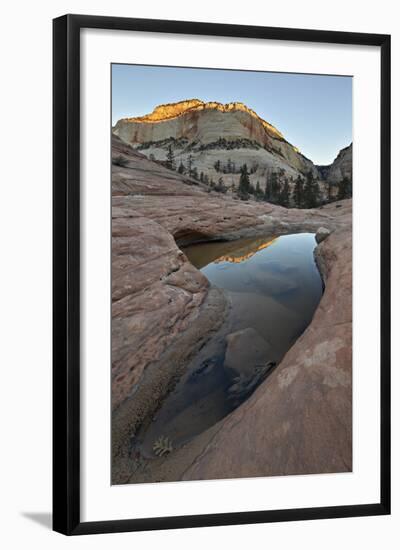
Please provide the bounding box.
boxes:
[53,14,391,535]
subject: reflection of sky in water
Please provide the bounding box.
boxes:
[185,233,323,359]
[136,234,323,454]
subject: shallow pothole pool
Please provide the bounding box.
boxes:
[134,233,323,458]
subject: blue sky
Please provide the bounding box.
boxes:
[112,64,352,166]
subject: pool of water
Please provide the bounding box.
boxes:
[134,233,323,457]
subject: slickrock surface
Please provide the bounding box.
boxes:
[111,135,352,482]
[182,224,352,480]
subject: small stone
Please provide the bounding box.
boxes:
[315,227,331,243]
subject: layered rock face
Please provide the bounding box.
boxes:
[111,134,352,483]
[113,99,319,186]
[326,143,353,183]
[114,99,285,143]
[120,99,285,139]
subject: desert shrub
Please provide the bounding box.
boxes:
[153,436,173,457]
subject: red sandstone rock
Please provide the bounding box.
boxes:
[182,227,352,479]
[111,134,352,480]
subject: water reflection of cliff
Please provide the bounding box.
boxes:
[214,238,277,264]
[183,236,277,270]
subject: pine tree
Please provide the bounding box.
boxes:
[264,174,272,202]
[192,166,199,180]
[346,177,352,198]
[337,176,351,200]
[215,177,226,193]
[187,154,194,176]
[313,180,321,205]
[293,175,304,208]
[270,172,281,204]
[279,178,290,207]
[177,161,185,174]
[238,164,250,200]
[303,171,318,208]
[327,181,333,202]
[255,181,262,199]
[200,171,204,182]
[166,145,175,170]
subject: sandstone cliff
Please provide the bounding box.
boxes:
[113,99,320,188]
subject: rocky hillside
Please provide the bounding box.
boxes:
[325,143,352,184]
[113,99,321,189]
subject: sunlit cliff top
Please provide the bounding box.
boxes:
[122,99,285,141]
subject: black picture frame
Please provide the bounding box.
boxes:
[53,14,391,535]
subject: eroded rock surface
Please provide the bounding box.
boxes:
[111,134,352,482]
[182,225,352,480]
